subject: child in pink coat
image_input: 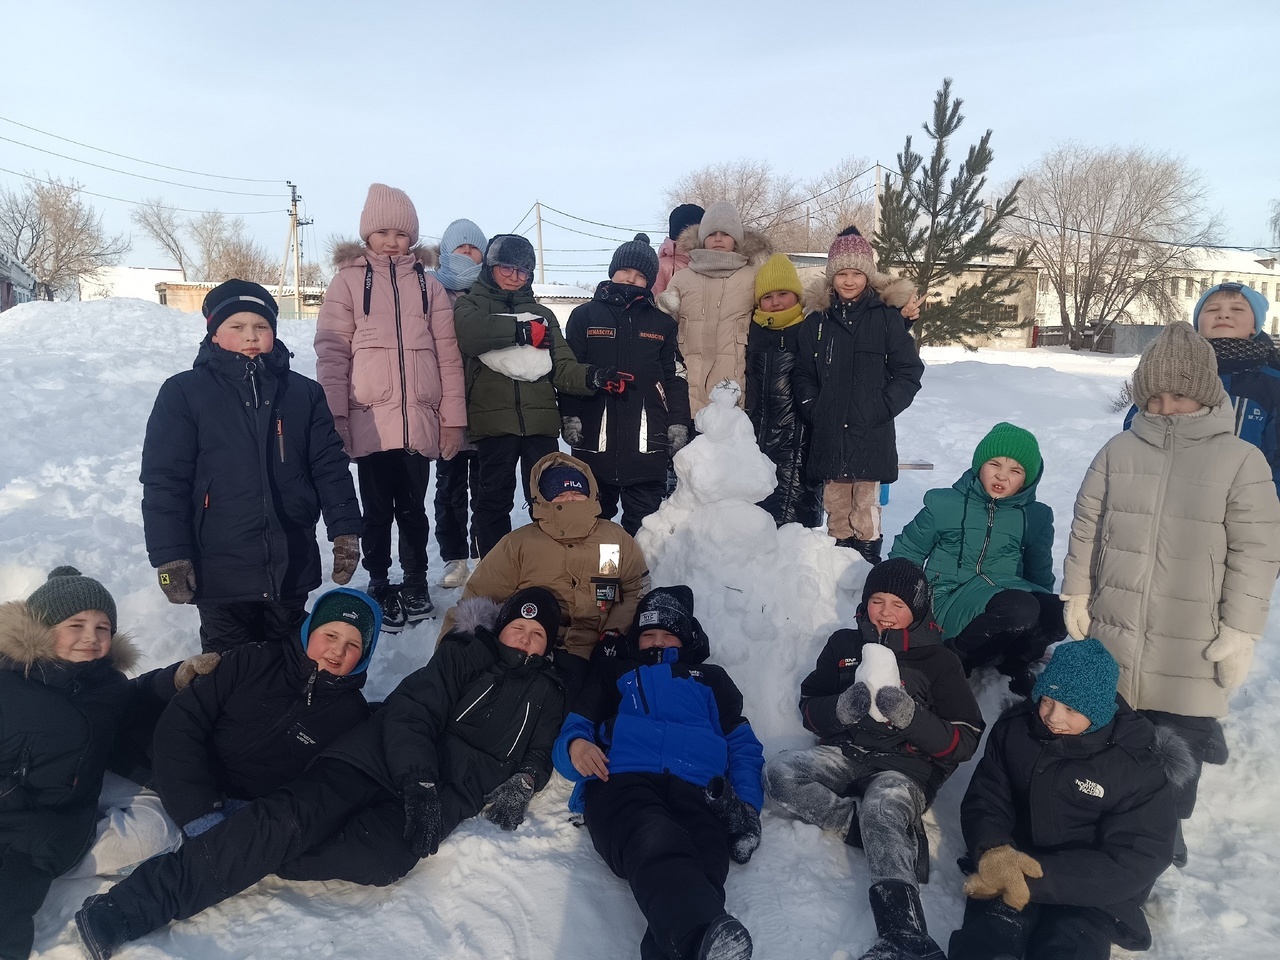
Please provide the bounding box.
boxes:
[315,184,467,632]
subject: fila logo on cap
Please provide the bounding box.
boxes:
[521,602,538,619]
[638,610,660,627]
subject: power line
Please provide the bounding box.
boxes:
[538,203,662,235]
[0,165,283,215]
[0,115,283,184]
[540,217,641,243]
[510,201,537,235]
[759,164,878,222]
[0,134,285,197]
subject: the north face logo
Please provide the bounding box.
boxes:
[1075,778,1104,798]
[520,602,538,619]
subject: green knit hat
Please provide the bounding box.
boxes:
[972,422,1042,481]
[26,566,118,635]
[1031,639,1120,734]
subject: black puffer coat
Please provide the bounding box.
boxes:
[141,337,362,603]
[324,597,564,819]
[961,699,1190,950]
[798,608,984,802]
[151,594,379,827]
[562,282,692,484]
[0,601,139,875]
[745,321,822,526]
[793,284,924,482]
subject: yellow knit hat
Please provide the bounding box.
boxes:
[754,254,803,303]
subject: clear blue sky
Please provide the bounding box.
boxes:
[3,0,1275,285]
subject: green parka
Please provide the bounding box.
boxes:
[452,276,593,439]
[890,468,1055,640]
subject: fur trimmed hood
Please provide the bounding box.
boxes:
[0,600,140,675]
[1149,723,1196,789]
[674,223,773,266]
[451,596,502,637]
[802,272,916,313]
[332,239,440,270]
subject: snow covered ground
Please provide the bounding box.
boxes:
[3,299,1276,959]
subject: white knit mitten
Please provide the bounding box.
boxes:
[1060,594,1092,641]
[1205,625,1258,690]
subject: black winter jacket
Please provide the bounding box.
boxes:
[745,321,822,526]
[961,699,1187,950]
[140,337,362,603]
[152,631,373,828]
[323,598,564,818]
[562,282,692,484]
[793,287,924,482]
[0,601,140,875]
[799,608,984,802]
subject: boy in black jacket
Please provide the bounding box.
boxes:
[793,228,923,564]
[140,280,362,652]
[77,588,566,959]
[949,639,1188,960]
[562,234,690,535]
[763,559,983,960]
[151,588,382,839]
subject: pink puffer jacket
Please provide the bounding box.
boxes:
[652,236,689,296]
[316,243,466,459]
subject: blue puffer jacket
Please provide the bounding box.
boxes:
[553,645,764,814]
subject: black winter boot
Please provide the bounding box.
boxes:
[697,914,753,960]
[400,581,435,622]
[851,537,884,565]
[856,881,945,960]
[76,894,132,960]
[368,580,407,633]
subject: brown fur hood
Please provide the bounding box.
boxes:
[0,600,140,675]
[674,223,773,266]
[332,239,440,271]
[802,272,917,313]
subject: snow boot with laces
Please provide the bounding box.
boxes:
[367,579,407,633]
[856,881,945,960]
[400,581,435,622]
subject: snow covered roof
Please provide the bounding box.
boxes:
[0,249,36,285]
[532,282,592,301]
[1183,247,1280,276]
[155,279,327,296]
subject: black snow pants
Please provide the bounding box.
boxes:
[948,896,1115,960]
[357,449,432,584]
[597,479,666,537]
[583,773,731,960]
[474,435,558,557]
[434,451,480,563]
[0,850,56,960]
[104,759,467,938]
[196,599,307,654]
[950,590,1065,674]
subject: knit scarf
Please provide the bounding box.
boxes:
[434,251,482,293]
[752,302,805,330]
[688,247,748,278]
[1209,333,1279,374]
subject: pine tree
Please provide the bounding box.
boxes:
[875,79,1028,348]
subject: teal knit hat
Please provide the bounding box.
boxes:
[1031,639,1120,733]
[302,588,381,673]
[26,566,118,635]
[972,422,1042,481]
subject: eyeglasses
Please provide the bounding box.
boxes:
[494,264,531,282]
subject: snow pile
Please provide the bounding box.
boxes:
[637,381,864,750]
[2,299,1277,959]
[478,314,555,382]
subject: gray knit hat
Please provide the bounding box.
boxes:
[698,201,745,247]
[27,566,118,635]
[1131,321,1228,410]
[608,234,659,288]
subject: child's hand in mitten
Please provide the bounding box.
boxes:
[836,682,872,726]
[875,686,916,728]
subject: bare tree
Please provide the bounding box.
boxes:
[663,159,809,250]
[1269,199,1280,247]
[187,211,276,283]
[131,198,190,279]
[800,155,876,249]
[1006,143,1220,350]
[0,176,129,299]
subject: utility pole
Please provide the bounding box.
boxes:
[281,182,313,318]
[534,201,545,285]
[872,163,882,243]
[805,206,811,251]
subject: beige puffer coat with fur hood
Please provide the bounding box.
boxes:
[657,226,772,414]
[315,243,466,460]
[1062,402,1280,718]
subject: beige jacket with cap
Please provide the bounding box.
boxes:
[1062,402,1280,717]
[438,452,651,658]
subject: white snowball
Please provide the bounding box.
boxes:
[479,344,553,382]
[854,642,901,723]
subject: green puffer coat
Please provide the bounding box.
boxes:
[453,276,593,439]
[890,468,1055,640]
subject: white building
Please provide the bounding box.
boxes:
[79,265,185,303]
[1,250,37,311]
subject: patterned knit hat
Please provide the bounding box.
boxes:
[359,183,419,245]
[754,254,804,302]
[27,566,118,635]
[494,587,562,646]
[609,234,660,289]
[202,279,279,334]
[971,422,1043,481]
[825,226,877,280]
[1192,282,1269,335]
[1031,639,1120,733]
[861,558,932,627]
[669,204,704,241]
[698,201,745,247]
[304,587,381,671]
[1131,321,1227,409]
[538,464,590,502]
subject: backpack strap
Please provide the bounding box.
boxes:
[415,262,430,315]
[362,262,373,317]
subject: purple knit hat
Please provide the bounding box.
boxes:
[826,226,877,280]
